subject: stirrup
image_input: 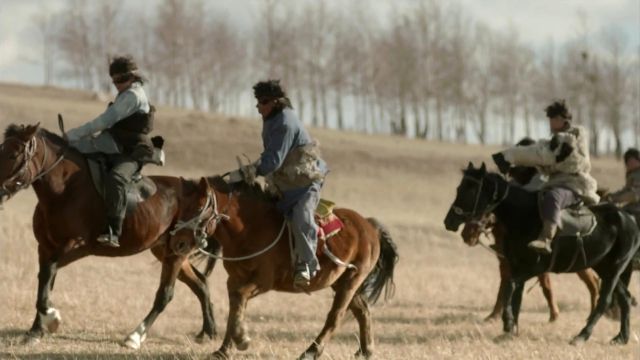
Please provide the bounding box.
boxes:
[293,263,312,289]
[528,239,551,254]
[97,228,120,248]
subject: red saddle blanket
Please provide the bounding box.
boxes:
[317,213,344,240]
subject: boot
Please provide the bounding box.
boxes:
[293,262,313,289]
[97,216,123,248]
[528,221,557,255]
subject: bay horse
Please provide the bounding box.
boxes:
[0,124,218,348]
[444,163,640,345]
[461,213,599,322]
[169,177,398,359]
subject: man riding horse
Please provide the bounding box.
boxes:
[607,148,640,269]
[65,56,159,248]
[606,148,640,222]
[492,100,599,254]
[229,79,328,288]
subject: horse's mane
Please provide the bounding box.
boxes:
[4,123,26,140]
[39,128,69,148]
[208,175,278,203]
[4,124,70,149]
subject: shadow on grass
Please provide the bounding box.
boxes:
[0,352,200,360]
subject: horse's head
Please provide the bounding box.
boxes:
[0,124,40,205]
[444,162,507,232]
[169,177,224,256]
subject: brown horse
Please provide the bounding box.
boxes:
[0,124,217,348]
[461,214,599,322]
[169,177,398,359]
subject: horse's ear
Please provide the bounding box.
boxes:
[467,162,474,170]
[198,177,211,195]
[18,123,39,142]
[480,162,487,173]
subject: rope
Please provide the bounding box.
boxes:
[196,220,287,261]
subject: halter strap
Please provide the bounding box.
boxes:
[0,135,65,202]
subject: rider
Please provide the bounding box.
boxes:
[606,148,640,221]
[606,148,640,270]
[492,100,599,254]
[66,56,157,248]
[230,79,328,288]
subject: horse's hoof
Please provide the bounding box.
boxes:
[610,334,628,345]
[235,336,251,351]
[297,351,318,360]
[123,332,146,350]
[354,349,373,358]
[212,349,230,360]
[549,314,559,323]
[493,333,515,343]
[484,314,499,323]
[43,308,62,333]
[195,330,215,344]
[21,334,41,346]
[569,335,587,346]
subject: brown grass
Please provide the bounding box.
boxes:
[0,83,638,359]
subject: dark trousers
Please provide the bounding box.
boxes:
[104,155,139,235]
[539,187,579,225]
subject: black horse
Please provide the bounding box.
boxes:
[444,163,640,345]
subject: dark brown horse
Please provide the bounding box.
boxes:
[169,177,398,359]
[0,124,217,348]
[461,214,599,322]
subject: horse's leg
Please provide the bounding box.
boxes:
[149,246,217,342]
[510,280,525,334]
[23,257,59,344]
[177,261,217,342]
[123,254,183,349]
[349,293,373,358]
[570,266,622,345]
[486,259,508,322]
[577,268,600,313]
[610,279,631,344]
[501,279,517,335]
[538,273,559,322]
[299,274,365,360]
[213,281,257,359]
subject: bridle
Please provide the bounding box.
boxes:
[0,134,65,203]
[451,174,510,222]
[170,189,231,247]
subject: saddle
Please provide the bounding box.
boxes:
[86,154,157,214]
[314,199,345,256]
[556,205,597,238]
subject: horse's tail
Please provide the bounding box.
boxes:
[358,217,399,305]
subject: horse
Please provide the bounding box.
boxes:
[0,124,218,348]
[168,177,399,359]
[461,213,600,322]
[444,163,640,345]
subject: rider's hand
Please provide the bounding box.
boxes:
[492,152,511,175]
[240,164,257,183]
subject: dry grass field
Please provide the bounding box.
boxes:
[0,83,638,359]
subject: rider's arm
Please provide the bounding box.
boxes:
[256,121,294,176]
[502,140,556,167]
[66,91,139,142]
[608,179,640,204]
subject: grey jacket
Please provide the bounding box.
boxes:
[68,82,150,154]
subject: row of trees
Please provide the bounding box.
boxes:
[33,0,639,156]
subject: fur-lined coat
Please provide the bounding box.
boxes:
[501,125,600,205]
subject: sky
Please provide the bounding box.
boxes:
[0,0,638,85]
